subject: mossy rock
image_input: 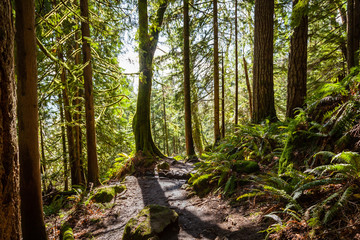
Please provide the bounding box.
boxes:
[91,185,126,203]
[122,204,179,240]
[190,174,213,197]
[233,160,260,173]
[60,223,74,240]
[157,161,170,171]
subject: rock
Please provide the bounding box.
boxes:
[157,161,170,171]
[233,160,260,173]
[122,204,179,240]
[91,185,126,203]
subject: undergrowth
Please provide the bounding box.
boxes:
[189,70,360,239]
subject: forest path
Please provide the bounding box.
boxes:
[77,161,265,240]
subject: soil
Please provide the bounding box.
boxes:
[46,160,266,240]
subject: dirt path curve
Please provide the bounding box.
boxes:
[79,161,265,240]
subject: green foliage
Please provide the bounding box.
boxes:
[44,196,67,216]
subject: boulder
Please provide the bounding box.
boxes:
[122,204,179,240]
[91,185,126,203]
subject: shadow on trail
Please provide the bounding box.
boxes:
[137,176,264,240]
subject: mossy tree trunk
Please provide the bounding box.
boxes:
[234,0,239,125]
[133,0,169,161]
[213,0,221,143]
[286,0,308,118]
[183,0,196,157]
[59,94,69,191]
[252,0,277,123]
[80,0,100,186]
[0,1,21,238]
[15,0,48,238]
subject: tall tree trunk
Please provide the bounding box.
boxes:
[221,52,225,139]
[243,57,253,119]
[59,95,69,191]
[59,50,83,186]
[252,0,277,123]
[39,117,47,191]
[213,0,221,142]
[347,0,360,71]
[73,29,85,184]
[80,0,100,186]
[15,0,48,238]
[184,0,196,157]
[286,0,308,118]
[234,0,239,126]
[162,87,169,156]
[0,1,21,238]
[133,0,168,161]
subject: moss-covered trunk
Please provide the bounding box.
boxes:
[80,0,100,186]
[133,0,168,162]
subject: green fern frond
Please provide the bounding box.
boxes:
[332,151,360,171]
[323,186,354,224]
[313,151,336,162]
[309,164,352,176]
[263,185,302,211]
[292,178,344,200]
[236,191,264,201]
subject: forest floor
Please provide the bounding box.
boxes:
[46,160,266,240]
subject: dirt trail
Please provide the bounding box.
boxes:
[75,161,265,240]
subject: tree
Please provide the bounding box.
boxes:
[221,52,225,138]
[80,0,100,186]
[133,0,169,160]
[252,0,277,123]
[234,0,239,125]
[213,0,221,142]
[347,0,360,71]
[184,0,196,157]
[0,1,21,238]
[286,0,309,118]
[15,0,48,238]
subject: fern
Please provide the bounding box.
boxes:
[323,186,354,224]
[292,178,344,200]
[262,185,302,211]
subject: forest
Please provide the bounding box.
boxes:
[1,0,360,239]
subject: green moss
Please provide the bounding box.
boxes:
[60,223,74,240]
[190,173,213,197]
[157,161,170,171]
[123,205,178,240]
[233,160,260,173]
[91,185,126,203]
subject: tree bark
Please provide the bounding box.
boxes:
[213,0,221,142]
[133,0,168,161]
[162,87,169,156]
[234,0,239,126]
[221,52,225,139]
[74,29,85,185]
[59,94,69,191]
[243,57,253,119]
[184,0,196,157]
[252,0,277,123]
[15,0,48,238]
[80,0,100,186]
[286,0,308,118]
[347,0,360,71]
[0,1,21,238]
